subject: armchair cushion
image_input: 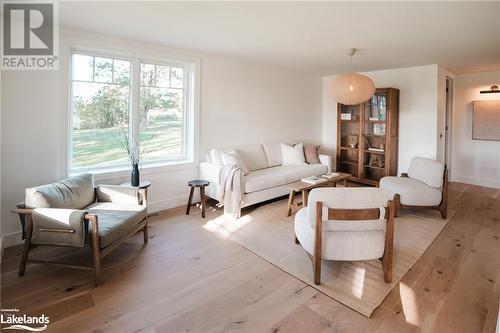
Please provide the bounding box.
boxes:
[87,202,146,249]
[31,208,88,247]
[408,157,444,188]
[96,185,139,205]
[25,173,94,209]
[380,176,442,206]
[295,209,386,261]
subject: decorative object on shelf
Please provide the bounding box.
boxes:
[341,113,352,120]
[480,84,500,94]
[330,48,376,105]
[369,155,384,168]
[348,135,358,148]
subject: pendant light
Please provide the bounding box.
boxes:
[330,48,376,105]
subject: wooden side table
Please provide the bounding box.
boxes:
[186,180,210,218]
[121,180,151,206]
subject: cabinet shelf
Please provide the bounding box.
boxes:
[340,160,358,166]
[340,146,359,151]
[364,164,385,170]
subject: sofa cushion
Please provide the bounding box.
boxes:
[222,150,250,175]
[244,164,327,194]
[281,143,306,165]
[262,142,282,167]
[380,176,442,206]
[87,202,146,249]
[408,157,444,188]
[25,173,95,209]
[234,144,268,171]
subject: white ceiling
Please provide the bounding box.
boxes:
[60,1,500,75]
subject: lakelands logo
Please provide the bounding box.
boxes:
[1,308,49,331]
[1,0,59,70]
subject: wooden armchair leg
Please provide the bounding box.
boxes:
[18,215,33,276]
[313,202,323,285]
[19,241,31,276]
[393,194,400,218]
[89,215,101,286]
[382,200,395,283]
[143,218,149,244]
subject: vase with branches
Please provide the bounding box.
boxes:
[114,127,154,187]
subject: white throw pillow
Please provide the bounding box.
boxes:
[209,149,223,165]
[222,151,250,175]
[281,143,306,165]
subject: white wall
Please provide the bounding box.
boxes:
[322,65,439,174]
[452,70,500,188]
[1,30,322,247]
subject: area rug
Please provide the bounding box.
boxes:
[203,198,454,317]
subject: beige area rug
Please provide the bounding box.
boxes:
[204,198,454,317]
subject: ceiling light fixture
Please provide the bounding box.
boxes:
[480,85,500,94]
[330,48,375,105]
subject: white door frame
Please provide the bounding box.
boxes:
[444,74,455,180]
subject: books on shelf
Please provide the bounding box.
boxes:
[368,147,385,152]
[320,173,340,179]
[301,176,327,185]
[340,113,352,120]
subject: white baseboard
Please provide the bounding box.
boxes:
[148,194,191,214]
[452,175,500,189]
[1,194,192,250]
[2,231,23,248]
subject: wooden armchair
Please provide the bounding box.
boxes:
[294,187,395,285]
[12,174,148,285]
[380,157,448,218]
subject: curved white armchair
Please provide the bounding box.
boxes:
[379,157,448,218]
[294,187,395,285]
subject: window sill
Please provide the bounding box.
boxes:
[70,160,197,182]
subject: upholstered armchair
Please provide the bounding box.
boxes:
[379,157,448,218]
[12,173,148,285]
[294,187,395,285]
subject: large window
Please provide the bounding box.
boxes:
[70,51,195,173]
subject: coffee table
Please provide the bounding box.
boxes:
[286,172,351,216]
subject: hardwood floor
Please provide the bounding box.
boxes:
[1,182,499,332]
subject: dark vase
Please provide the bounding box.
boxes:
[131,163,140,187]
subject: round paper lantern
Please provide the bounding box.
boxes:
[330,73,376,105]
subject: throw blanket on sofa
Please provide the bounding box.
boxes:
[219,164,244,219]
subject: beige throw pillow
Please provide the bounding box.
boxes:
[304,145,321,164]
[222,151,250,175]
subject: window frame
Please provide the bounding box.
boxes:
[68,48,198,175]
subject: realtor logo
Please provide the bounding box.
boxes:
[2,1,59,70]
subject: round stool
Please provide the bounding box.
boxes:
[186,180,210,218]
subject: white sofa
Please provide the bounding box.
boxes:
[199,142,332,208]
